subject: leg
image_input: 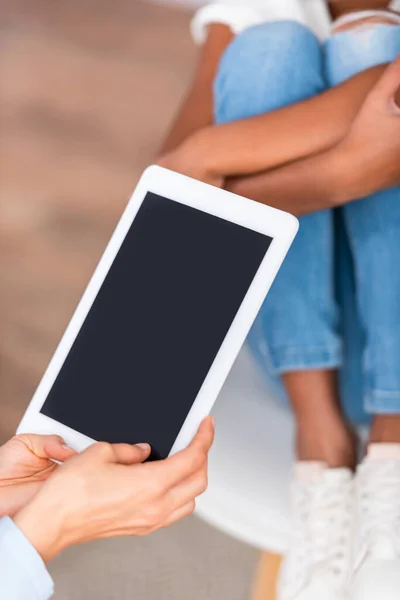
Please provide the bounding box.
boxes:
[214,21,355,469]
[214,21,326,122]
[326,15,400,85]
[215,26,356,600]
[285,370,357,468]
[326,18,400,431]
[326,18,400,600]
[343,185,400,599]
[344,185,400,428]
[264,209,356,469]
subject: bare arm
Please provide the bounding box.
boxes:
[227,58,400,216]
[159,23,234,154]
[226,145,357,216]
[163,64,387,180]
[159,4,390,173]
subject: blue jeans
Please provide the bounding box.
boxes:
[214,22,400,424]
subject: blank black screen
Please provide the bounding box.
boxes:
[41,193,272,459]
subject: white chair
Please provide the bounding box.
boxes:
[196,346,366,599]
[196,346,294,598]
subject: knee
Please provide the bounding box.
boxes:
[217,20,321,80]
[214,21,324,123]
[230,20,319,52]
[325,12,400,86]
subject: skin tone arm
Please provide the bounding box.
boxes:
[226,143,361,216]
[159,23,233,154]
[160,64,387,180]
[159,4,394,182]
[227,57,400,216]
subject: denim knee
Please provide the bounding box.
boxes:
[325,24,400,86]
[214,20,325,124]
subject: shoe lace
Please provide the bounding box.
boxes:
[279,484,311,595]
[309,475,353,581]
[358,460,400,554]
[282,473,352,596]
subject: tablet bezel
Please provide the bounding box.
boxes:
[17,166,298,454]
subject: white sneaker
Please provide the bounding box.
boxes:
[278,463,354,600]
[350,444,400,600]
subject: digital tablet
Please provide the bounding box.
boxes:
[17,166,298,460]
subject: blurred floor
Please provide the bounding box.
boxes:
[0,0,257,597]
[0,0,198,438]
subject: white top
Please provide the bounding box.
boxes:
[191,0,400,43]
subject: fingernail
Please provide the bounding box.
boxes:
[210,416,215,428]
[136,443,151,451]
[62,444,75,452]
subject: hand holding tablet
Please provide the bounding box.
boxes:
[17,167,298,457]
[13,417,214,561]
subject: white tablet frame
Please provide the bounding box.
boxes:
[17,166,298,455]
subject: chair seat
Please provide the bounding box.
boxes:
[196,347,295,554]
[196,347,367,554]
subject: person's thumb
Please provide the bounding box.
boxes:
[113,442,152,465]
[188,416,215,456]
[13,433,76,463]
[89,441,151,465]
[369,55,400,110]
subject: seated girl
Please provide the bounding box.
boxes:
[158,2,400,599]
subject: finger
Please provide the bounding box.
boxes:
[369,55,400,106]
[15,434,76,462]
[43,439,76,462]
[112,443,151,465]
[163,501,196,528]
[157,417,214,487]
[167,466,208,510]
[90,441,151,465]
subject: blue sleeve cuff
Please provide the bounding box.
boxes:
[0,516,54,600]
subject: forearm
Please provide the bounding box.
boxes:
[159,24,234,154]
[195,64,387,177]
[226,54,400,216]
[226,144,363,216]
